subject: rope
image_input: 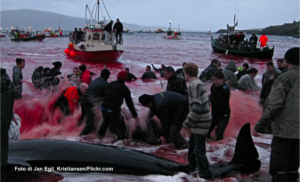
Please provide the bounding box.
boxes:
[8,114,21,141]
[102,0,111,20]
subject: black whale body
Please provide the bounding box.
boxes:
[8,123,260,176]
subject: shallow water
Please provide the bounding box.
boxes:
[1,32,298,181]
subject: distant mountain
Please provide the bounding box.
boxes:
[0,9,187,32]
[216,21,300,36]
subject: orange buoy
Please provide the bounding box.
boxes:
[69,43,74,49]
[64,48,70,55]
[175,35,177,37]
[70,51,76,57]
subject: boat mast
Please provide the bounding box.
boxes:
[97,0,100,21]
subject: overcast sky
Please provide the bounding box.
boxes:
[1,0,299,31]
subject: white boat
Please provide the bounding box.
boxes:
[206,27,211,34]
[162,21,181,40]
[65,0,124,62]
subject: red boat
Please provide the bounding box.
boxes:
[65,0,124,62]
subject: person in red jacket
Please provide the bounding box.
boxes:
[55,83,88,115]
[78,64,92,85]
[259,34,268,48]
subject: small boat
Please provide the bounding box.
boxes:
[162,21,181,39]
[10,29,45,41]
[206,27,211,34]
[65,0,124,62]
[211,15,274,59]
[156,28,164,33]
[43,29,59,37]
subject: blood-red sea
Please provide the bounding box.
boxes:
[1,33,298,182]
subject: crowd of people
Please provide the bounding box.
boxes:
[227,32,269,49]
[1,46,299,181]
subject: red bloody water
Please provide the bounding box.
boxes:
[1,33,298,181]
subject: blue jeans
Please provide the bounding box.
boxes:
[208,114,230,141]
[188,133,213,178]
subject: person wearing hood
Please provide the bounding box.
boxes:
[104,20,113,44]
[164,66,188,96]
[238,68,259,91]
[98,71,138,140]
[151,63,166,77]
[55,83,88,116]
[222,60,238,89]
[113,18,123,44]
[78,64,92,85]
[261,62,281,86]
[139,92,189,149]
[253,47,299,182]
[79,69,110,135]
[12,58,25,99]
[199,59,220,82]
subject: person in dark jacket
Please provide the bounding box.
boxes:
[139,92,189,149]
[249,34,258,48]
[104,20,113,44]
[125,68,137,81]
[98,71,138,140]
[262,61,281,86]
[175,62,186,77]
[113,18,123,44]
[42,67,50,77]
[235,67,244,80]
[79,69,110,135]
[32,66,43,82]
[253,47,299,182]
[12,58,25,100]
[1,68,14,176]
[164,66,188,96]
[276,59,286,72]
[259,72,280,105]
[151,63,166,77]
[141,65,157,79]
[55,83,88,116]
[199,59,220,82]
[72,28,78,43]
[242,63,249,74]
[44,61,62,77]
[77,28,84,41]
[207,71,230,141]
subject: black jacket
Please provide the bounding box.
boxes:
[249,36,258,44]
[44,68,61,77]
[84,76,108,99]
[113,22,123,33]
[102,80,137,118]
[175,68,184,77]
[199,64,218,82]
[209,84,230,117]
[235,71,245,80]
[126,72,137,81]
[104,23,113,34]
[141,71,157,79]
[151,64,165,77]
[166,73,188,96]
[32,68,42,82]
[149,92,189,136]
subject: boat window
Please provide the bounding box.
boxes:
[93,33,100,40]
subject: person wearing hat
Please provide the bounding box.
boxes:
[138,92,189,149]
[79,69,110,134]
[98,71,138,140]
[44,61,62,77]
[113,18,123,44]
[12,58,25,99]
[235,66,244,80]
[253,47,299,182]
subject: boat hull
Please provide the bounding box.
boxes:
[11,35,45,41]
[211,37,274,59]
[74,49,124,62]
